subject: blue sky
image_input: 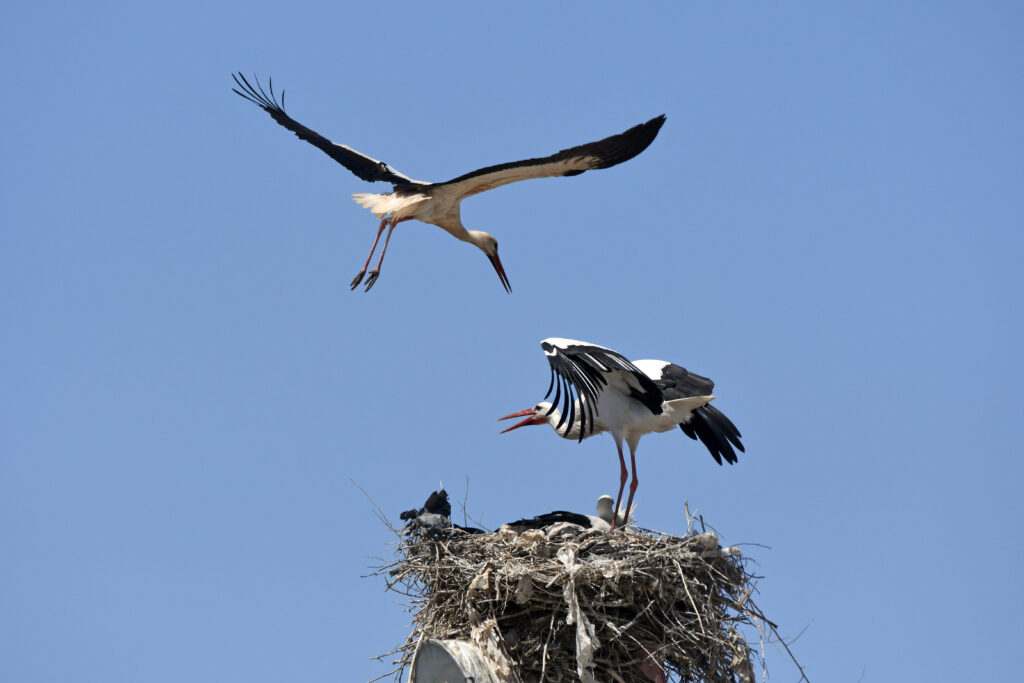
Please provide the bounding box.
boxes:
[2,2,1021,681]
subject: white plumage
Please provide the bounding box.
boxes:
[232,73,665,292]
[500,338,744,531]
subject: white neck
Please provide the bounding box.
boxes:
[464,229,492,252]
[544,403,604,441]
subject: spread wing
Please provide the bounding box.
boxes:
[434,115,666,199]
[540,338,664,442]
[634,360,716,399]
[633,359,744,465]
[231,73,421,186]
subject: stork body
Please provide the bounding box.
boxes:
[231,74,666,292]
[399,489,484,535]
[501,494,636,534]
[500,339,744,531]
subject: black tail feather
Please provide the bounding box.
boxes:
[680,404,745,465]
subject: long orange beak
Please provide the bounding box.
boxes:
[498,409,546,433]
[489,252,511,293]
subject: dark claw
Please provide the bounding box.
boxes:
[364,269,381,292]
[350,270,366,290]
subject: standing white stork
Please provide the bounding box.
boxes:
[499,338,744,531]
[231,73,666,292]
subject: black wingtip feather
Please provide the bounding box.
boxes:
[255,75,273,106]
[547,373,562,419]
[565,386,576,434]
[586,114,667,171]
[230,72,416,185]
[680,405,744,466]
[231,72,284,113]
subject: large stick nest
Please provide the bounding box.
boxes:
[374,518,780,683]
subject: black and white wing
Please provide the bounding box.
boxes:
[434,115,666,199]
[635,360,745,465]
[502,510,595,532]
[681,404,744,465]
[540,338,664,441]
[232,73,420,186]
[633,360,716,400]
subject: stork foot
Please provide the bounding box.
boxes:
[350,269,366,290]
[363,269,381,292]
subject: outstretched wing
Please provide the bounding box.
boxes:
[231,73,420,186]
[434,115,666,199]
[633,360,715,399]
[632,359,744,465]
[540,338,664,442]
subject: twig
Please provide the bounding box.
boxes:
[351,479,394,532]
[539,609,556,683]
[677,559,706,637]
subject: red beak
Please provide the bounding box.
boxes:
[488,252,511,293]
[498,409,546,433]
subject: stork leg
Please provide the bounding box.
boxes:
[350,218,389,290]
[364,217,407,292]
[610,442,629,532]
[621,444,640,532]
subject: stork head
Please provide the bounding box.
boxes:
[596,494,636,528]
[467,230,510,293]
[498,402,551,433]
[498,401,585,440]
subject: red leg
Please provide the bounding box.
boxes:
[364,218,407,292]
[350,218,389,290]
[622,445,639,531]
[610,442,628,532]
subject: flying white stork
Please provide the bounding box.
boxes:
[231,73,666,292]
[499,338,744,531]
